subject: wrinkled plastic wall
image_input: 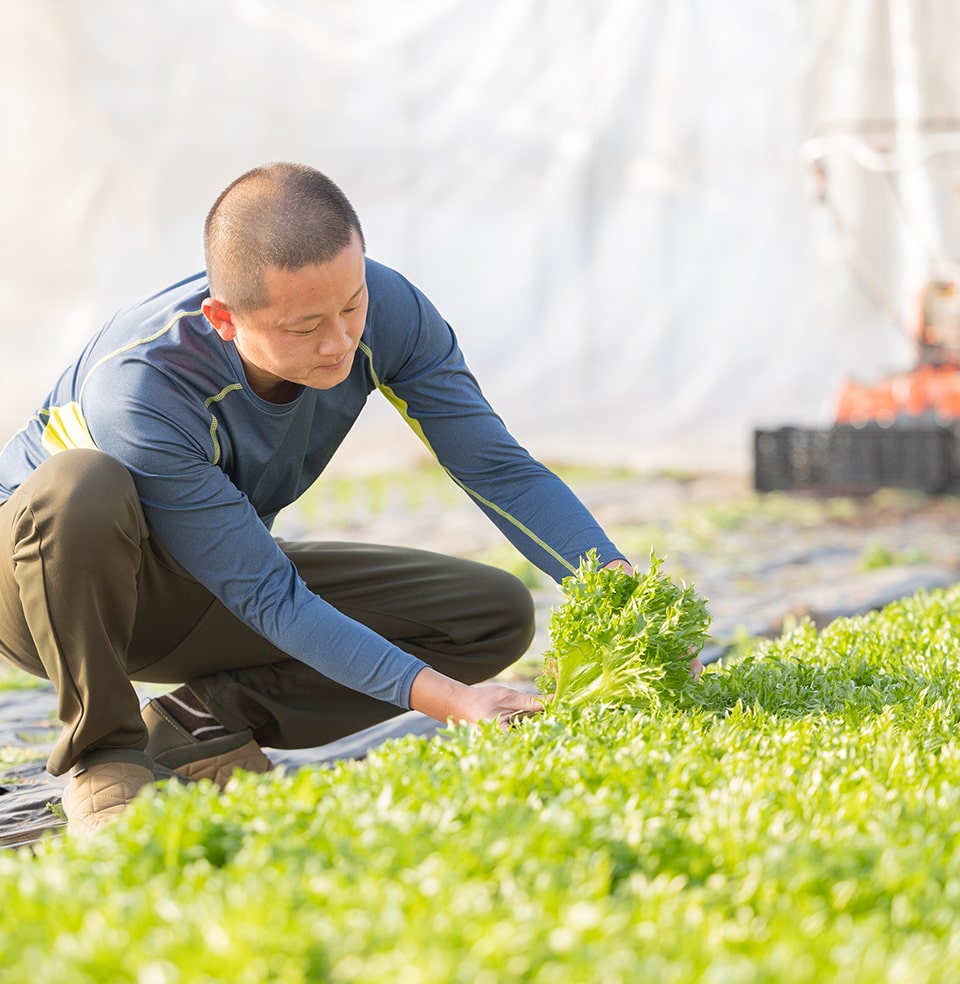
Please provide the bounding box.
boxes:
[2,0,954,473]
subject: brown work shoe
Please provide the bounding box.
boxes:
[62,749,156,834]
[143,697,273,790]
[171,739,273,787]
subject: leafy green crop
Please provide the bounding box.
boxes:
[537,550,711,709]
[7,585,960,980]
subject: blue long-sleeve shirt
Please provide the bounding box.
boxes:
[0,259,624,707]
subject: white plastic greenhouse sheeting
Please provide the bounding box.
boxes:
[1,0,955,473]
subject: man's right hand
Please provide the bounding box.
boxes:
[409,667,544,731]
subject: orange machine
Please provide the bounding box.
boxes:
[834,280,960,427]
[754,123,960,493]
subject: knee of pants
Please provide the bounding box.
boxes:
[488,566,538,654]
[14,449,147,551]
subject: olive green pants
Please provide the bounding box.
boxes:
[0,450,536,776]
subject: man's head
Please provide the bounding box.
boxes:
[201,164,369,401]
[204,162,365,314]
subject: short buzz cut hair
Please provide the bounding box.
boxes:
[203,162,365,313]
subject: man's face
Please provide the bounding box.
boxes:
[221,231,368,400]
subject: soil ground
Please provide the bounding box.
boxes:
[3,468,959,848]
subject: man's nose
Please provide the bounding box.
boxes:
[317,321,349,351]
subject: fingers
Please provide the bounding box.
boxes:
[503,706,539,724]
[496,692,546,730]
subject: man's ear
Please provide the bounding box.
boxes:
[202,298,238,341]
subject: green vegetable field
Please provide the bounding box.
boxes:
[4,576,960,981]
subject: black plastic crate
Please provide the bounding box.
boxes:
[754,424,958,494]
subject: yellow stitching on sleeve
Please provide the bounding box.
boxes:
[358,341,576,575]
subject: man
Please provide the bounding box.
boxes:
[0,163,690,832]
